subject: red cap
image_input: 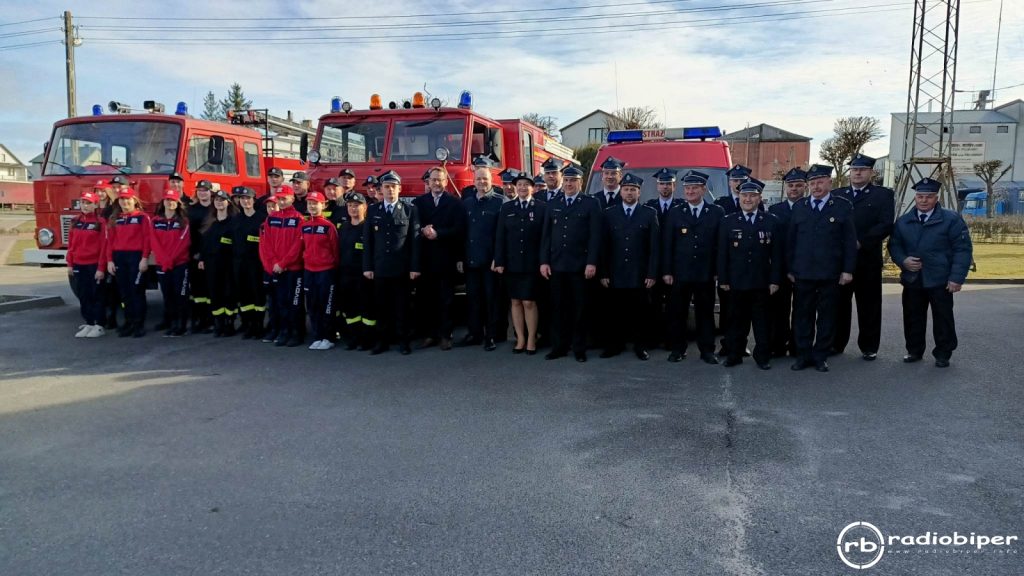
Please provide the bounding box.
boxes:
[80,191,100,204]
[93,179,108,190]
[162,189,181,201]
[275,184,295,198]
[117,187,138,199]
[306,191,326,204]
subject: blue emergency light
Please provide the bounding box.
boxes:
[92,104,103,116]
[682,126,722,140]
[458,91,473,109]
[175,101,188,116]
[331,96,342,113]
[606,130,644,143]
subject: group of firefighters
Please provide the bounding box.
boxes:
[65,152,973,369]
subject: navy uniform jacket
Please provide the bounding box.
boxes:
[337,220,366,275]
[645,197,685,229]
[540,194,603,274]
[768,199,798,273]
[786,195,857,281]
[888,207,972,288]
[362,201,421,278]
[461,184,504,199]
[412,192,467,275]
[495,198,546,274]
[835,184,895,266]
[717,211,784,290]
[462,191,504,269]
[542,187,564,204]
[716,194,765,215]
[325,201,349,230]
[661,202,725,283]
[601,203,660,289]
[595,189,621,211]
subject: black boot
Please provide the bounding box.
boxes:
[213,317,224,337]
[223,316,236,337]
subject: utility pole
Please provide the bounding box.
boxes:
[63,10,78,118]
[991,0,1003,105]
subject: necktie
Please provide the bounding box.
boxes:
[919,213,928,224]
[853,188,863,198]
[692,207,699,218]
[813,198,822,211]
[734,197,739,209]
[747,213,755,225]
[625,206,632,218]
[434,195,439,207]
[387,204,394,215]
[662,202,668,213]
[607,192,614,205]
[521,201,527,210]
[566,197,573,208]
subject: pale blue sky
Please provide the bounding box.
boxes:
[1,0,1021,165]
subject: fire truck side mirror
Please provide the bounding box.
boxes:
[299,134,309,163]
[207,136,225,166]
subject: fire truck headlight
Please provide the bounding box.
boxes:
[341,101,353,113]
[435,147,449,162]
[308,150,321,164]
[430,97,442,110]
[38,228,54,247]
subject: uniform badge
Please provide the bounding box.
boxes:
[528,212,534,221]
[374,225,379,231]
[829,217,835,223]
[733,242,739,247]
[681,228,688,234]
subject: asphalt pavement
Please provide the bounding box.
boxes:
[1,266,1021,575]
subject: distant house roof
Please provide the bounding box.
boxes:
[722,124,811,142]
[560,109,622,132]
[29,152,45,165]
[891,110,1016,123]
[0,143,27,168]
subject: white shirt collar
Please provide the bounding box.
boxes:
[787,199,797,208]
[918,208,935,218]
[622,201,638,211]
[812,193,831,205]
[687,200,705,212]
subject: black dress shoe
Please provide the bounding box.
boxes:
[575,352,587,363]
[935,358,950,368]
[599,349,620,359]
[483,338,496,351]
[757,361,772,370]
[545,350,566,360]
[667,351,686,363]
[458,335,482,347]
[635,349,650,361]
[700,353,719,365]
[723,357,742,367]
[791,358,812,371]
[903,354,923,363]
[815,361,830,372]
[400,343,412,355]
[862,352,878,361]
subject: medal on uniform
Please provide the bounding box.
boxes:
[374,225,379,231]
[829,217,835,222]
[681,228,688,234]
[733,241,739,247]
[529,212,534,221]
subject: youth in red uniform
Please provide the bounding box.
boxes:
[259,188,304,346]
[150,189,191,336]
[302,192,339,350]
[67,191,107,337]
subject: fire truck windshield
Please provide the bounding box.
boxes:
[389,119,464,162]
[318,120,387,164]
[586,167,729,204]
[43,121,182,176]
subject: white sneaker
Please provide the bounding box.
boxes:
[309,340,325,350]
[321,340,335,350]
[85,325,105,338]
[75,325,91,338]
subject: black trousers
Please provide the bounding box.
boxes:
[113,251,147,325]
[189,258,211,327]
[465,266,499,340]
[549,271,590,354]
[649,280,672,349]
[72,264,105,325]
[793,279,839,363]
[103,273,120,325]
[902,284,957,360]
[208,258,236,319]
[374,276,411,346]
[157,264,189,329]
[834,257,883,354]
[669,280,716,354]
[234,258,266,321]
[605,287,651,352]
[726,288,771,363]
[417,271,455,339]
[339,272,375,343]
[769,278,795,356]
[304,269,336,341]
[271,270,303,338]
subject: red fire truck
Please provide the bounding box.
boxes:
[26,101,305,265]
[304,91,575,195]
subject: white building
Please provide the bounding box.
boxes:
[559,110,622,150]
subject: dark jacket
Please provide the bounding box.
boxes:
[835,184,895,266]
[661,202,725,283]
[601,203,660,288]
[495,197,546,274]
[412,192,466,275]
[768,199,798,273]
[888,207,972,288]
[540,193,603,274]
[231,211,265,264]
[363,201,421,278]
[717,211,784,290]
[785,195,857,281]
[338,220,366,275]
[462,191,504,269]
[595,189,621,211]
[645,197,684,229]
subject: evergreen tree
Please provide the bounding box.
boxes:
[201,91,221,121]
[219,83,253,117]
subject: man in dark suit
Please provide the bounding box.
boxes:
[541,157,565,203]
[363,171,421,355]
[599,172,660,360]
[786,164,857,372]
[459,166,504,350]
[888,178,973,368]
[715,164,751,215]
[717,178,784,370]
[661,170,725,364]
[412,166,467,351]
[540,165,603,362]
[460,156,504,198]
[595,156,625,209]
[645,168,684,349]
[768,167,807,357]
[832,153,895,360]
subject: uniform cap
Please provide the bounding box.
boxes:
[848,153,876,168]
[561,165,584,179]
[600,156,625,171]
[338,168,356,178]
[541,157,565,172]
[363,175,379,186]
[681,170,709,185]
[306,191,326,204]
[533,174,546,185]
[654,168,677,183]
[267,167,284,177]
[290,171,309,182]
[324,177,341,188]
[783,167,807,182]
[231,186,255,198]
[345,192,367,204]
[471,155,494,168]
[511,172,535,186]
[738,178,765,193]
[911,177,941,193]
[805,164,834,181]
[380,170,402,184]
[195,179,213,190]
[168,172,184,181]
[499,168,520,184]
[80,190,101,204]
[212,190,231,201]
[109,175,129,185]
[725,164,752,179]
[620,172,643,188]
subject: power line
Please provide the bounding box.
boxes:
[0,27,60,39]
[0,39,62,51]
[0,16,59,28]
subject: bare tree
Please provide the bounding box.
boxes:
[521,113,559,137]
[606,107,663,130]
[818,116,883,186]
[973,160,1012,226]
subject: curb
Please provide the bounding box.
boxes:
[0,294,65,314]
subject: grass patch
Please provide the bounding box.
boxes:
[884,243,1024,280]
[4,238,37,266]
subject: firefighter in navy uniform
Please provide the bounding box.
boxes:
[595,156,624,210]
[768,167,807,357]
[832,153,895,360]
[338,193,375,350]
[717,178,784,370]
[459,167,505,350]
[230,186,267,339]
[494,175,547,354]
[460,156,503,198]
[661,170,724,364]
[599,172,660,360]
[533,174,547,196]
[290,172,312,216]
[498,168,519,200]
[187,179,214,333]
[363,171,421,355]
[363,176,381,204]
[322,177,345,225]
[539,164,603,362]
[256,167,286,214]
[336,168,357,200]
[716,164,750,215]
[645,168,684,349]
[888,178,973,368]
[541,157,565,203]
[786,164,857,372]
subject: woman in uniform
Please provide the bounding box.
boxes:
[231,186,268,339]
[150,189,192,337]
[493,174,546,354]
[337,192,374,350]
[66,190,107,338]
[104,188,151,338]
[199,190,239,337]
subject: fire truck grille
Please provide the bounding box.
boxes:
[60,214,75,246]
